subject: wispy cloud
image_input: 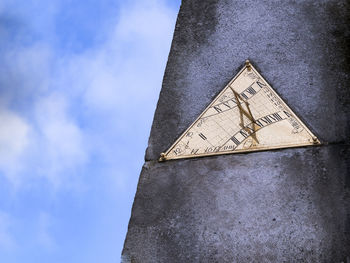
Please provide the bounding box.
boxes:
[37,212,56,251]
[32,93,87,188]
[0,0,176,189]
[0,0,179,260]
[0,109,29,185]
[0,211,16,250]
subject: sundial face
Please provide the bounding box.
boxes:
[159,61,320,161]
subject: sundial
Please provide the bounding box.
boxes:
[159,60,320,161]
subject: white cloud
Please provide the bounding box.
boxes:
[37,212,56,250]
[48,0,178,192]
[0,211,16,250]
[0,0,179,259]
[0,109,29,184]
[0,0,177,192]
[32,93,87,188]
[0,35,87,189]
[0,44,52,106]
[0,95,87,189]
[62,0,176,113]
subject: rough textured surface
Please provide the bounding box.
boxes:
[123,0,350,262]
[123,146,350,262]
[145,0,350,160]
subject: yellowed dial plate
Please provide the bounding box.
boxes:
[160,61,320,161]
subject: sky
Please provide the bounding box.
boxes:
[0,0,180,262]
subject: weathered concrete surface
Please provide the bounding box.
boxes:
[123,0,350,262]
[123,146,349,262]
[146,0,350,160]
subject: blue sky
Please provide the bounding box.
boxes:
[0,0,180,262]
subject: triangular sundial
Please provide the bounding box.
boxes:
[159,60,320,161]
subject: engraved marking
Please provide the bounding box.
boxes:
[198,133,207,140]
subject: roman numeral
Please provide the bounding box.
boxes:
[246,86,256,95]
[191,149,199,154]
[255,112,286,128]
[241,93,249,100]
[230,98,237,105]
[222,102,231,109]
[260,116,273,125]
[272,112,283,121]
[283,110,291,117]
[213,105,222,113]
[255,119,263,127]
[256,80,266,88]
[240,130,249,138]
[230,136,240,146]
[198,133,207,140]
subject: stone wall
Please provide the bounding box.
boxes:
[122,1,350,262]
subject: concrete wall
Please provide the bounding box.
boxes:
[122,0,350,262]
